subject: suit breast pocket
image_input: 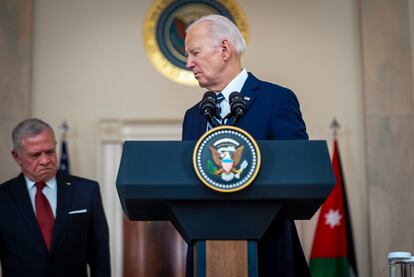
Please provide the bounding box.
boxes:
[67,212,90,243]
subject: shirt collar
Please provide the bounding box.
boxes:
[220,68,248,101]
[25,176,57,191]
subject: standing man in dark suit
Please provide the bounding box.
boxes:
[0,118,110,277]
[183,14,310,276]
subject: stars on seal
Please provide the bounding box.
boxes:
[194,126,260,192]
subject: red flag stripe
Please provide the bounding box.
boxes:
[310,140,348,258]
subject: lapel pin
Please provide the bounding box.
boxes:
[65,182,71,186]
[243,96,250,101]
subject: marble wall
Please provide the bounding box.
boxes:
[0,0,33,181]
[360,0,414,275]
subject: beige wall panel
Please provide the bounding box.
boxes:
[360,0,414,276]
[0,0,33,182]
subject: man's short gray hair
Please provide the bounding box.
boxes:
[186,14,246,55]
[12,118,54,152]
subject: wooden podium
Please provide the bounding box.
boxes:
[116,140,335,276]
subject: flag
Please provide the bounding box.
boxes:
[59,139,70,175]
[309,139,358,276]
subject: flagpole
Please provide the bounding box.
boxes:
[309,118,359,276]
[330,118,340,140]
[59,121,69,141]
[58,121,70,175]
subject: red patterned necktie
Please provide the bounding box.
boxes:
[35,182,54,250]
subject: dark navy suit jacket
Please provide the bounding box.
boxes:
[0,172,110,277]
[182,73,311,277]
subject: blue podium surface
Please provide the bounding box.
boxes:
[116,140,335,243]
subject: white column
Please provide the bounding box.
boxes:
[97,119,182,276]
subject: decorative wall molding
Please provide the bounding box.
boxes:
[97,119,182,276]
[99,119,182,142]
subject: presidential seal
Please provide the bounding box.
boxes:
[143,0,248,86]
[193,126,261,192]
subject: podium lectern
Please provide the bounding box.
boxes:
[116,140,335,277]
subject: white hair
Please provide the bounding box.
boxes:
[186,14,246,55]
[12,118,55,152]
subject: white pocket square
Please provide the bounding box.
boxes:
[68,209,87,215]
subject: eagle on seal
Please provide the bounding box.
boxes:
[209,145,244,175]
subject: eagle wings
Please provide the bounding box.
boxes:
[209,145,244,168]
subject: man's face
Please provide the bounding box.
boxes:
[12,129,58,182]
[185,22,226,90]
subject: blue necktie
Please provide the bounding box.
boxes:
[215,93,225,117]
[206,93,225,130]
[214,93,225,125]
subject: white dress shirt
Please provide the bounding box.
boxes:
[25,176,57,217]
[217,68,249,118]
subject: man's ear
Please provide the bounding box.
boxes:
[220,40,232,60]
[12,150,22,166]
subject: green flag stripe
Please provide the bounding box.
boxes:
[310,257,350,277]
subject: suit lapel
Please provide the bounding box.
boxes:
[9,174,47,250]
[196,111,207,138]
[240,73,260,111]
[50,173,73,253]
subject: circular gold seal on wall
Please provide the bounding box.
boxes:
[143,0,249,86]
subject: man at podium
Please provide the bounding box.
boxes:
[182,14,310,276]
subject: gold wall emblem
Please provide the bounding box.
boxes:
[143,0,249,86]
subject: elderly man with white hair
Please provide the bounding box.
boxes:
[182,14,310,277]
